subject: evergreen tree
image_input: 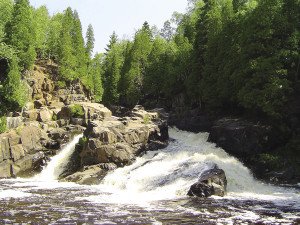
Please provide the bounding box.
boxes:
[103,43,124,105]
[58,7,76,81]
[33,5,50,59]
[0,43,27,112]
[0,0,13,39]
[72,10,87,79]
[160,20,174,41]
[237,0,291,117]
[47,13,63,60]
[85,24,95,59]
[105,31,118,53]
[5,0,36,70]
[121,22,153,106]
[88,53,104,102]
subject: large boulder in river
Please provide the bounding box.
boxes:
[188,164,227,197]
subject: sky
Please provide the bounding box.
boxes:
[30,0,189,54]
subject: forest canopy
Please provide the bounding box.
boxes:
[0,0,299,120]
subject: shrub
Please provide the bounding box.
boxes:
[70,104,84,118]
[143,114,151,124]
[79,136,88,146]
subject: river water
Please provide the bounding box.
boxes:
[0,128,299,224]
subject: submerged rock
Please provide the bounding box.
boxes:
[187,164,227,197]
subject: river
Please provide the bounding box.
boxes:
[0,128,299,224]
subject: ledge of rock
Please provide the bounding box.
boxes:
[62,105,169,183]
[208,118,279,157]
[187,164,227,197]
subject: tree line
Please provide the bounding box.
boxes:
[0,0,102,116]
[102,0,299,121]
[0,0,299,123]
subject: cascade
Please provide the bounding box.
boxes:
[36,134,83,181]
[91,128,299,204]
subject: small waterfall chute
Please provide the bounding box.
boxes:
[36,134,83,181]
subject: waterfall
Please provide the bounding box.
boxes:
[88,128,299,205]
[36,134,83,181]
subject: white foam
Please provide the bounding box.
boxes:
[35,134,83,181]
[81,127,300,209]
[0,190,32,199]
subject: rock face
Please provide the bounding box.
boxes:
[208,118,278,157]
[63,106,169,183]
[187,164,227,197]
[0,126,48,178]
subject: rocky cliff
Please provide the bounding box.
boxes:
[0,61,169,180]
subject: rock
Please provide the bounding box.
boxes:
[6,116,23,129]
[12,152,46,176]
[76,102,112,122]
[24,102,35,111]
[208,118,278,157]
[70,118,85,126]
[19,124,48,153]
[48,128,69,145]
[0,161,12,178]
[34,100,44,109]
[57,106,71,120]
[49,101,65,109]
[10,144,25,161]
[63,165,107,185]
[23,110,39,121]
[63,106,169,181]
[187,164,227,197]
[38,108,53,122]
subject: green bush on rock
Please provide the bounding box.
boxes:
[70,104,84,118]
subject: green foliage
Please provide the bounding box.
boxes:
[79,136,88,146]
[85,24,95,59]
[58,7,77,81]
[0,116,6,133]
[0,0,13,39]
[33,5,50,59]
[47,13,63,60]
[52,114,57,121]
[103,38,125,105]
[120,23,153,106]
[56,80,66,89]
[143,115,151,124]
[5,0,36,70]
[258,153,281,170]
[70,104,84,118]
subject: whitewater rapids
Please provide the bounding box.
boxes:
[0,128,299,224]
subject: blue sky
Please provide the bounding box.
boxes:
[30,0,188,53]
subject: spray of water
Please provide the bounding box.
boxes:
[82,128,300,206]
[35,134,83,181]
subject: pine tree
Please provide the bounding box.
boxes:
[0,0,13,39]
[58,7,76,81]
[88,53,104,102]
[5,0,36,70]
[72,10,87,79]
[105,31,118,53]
[33,5,50,59]
[160,20,174,41]
[85,24,95,59]
[121,22,153,106]
[47,13,63,60]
